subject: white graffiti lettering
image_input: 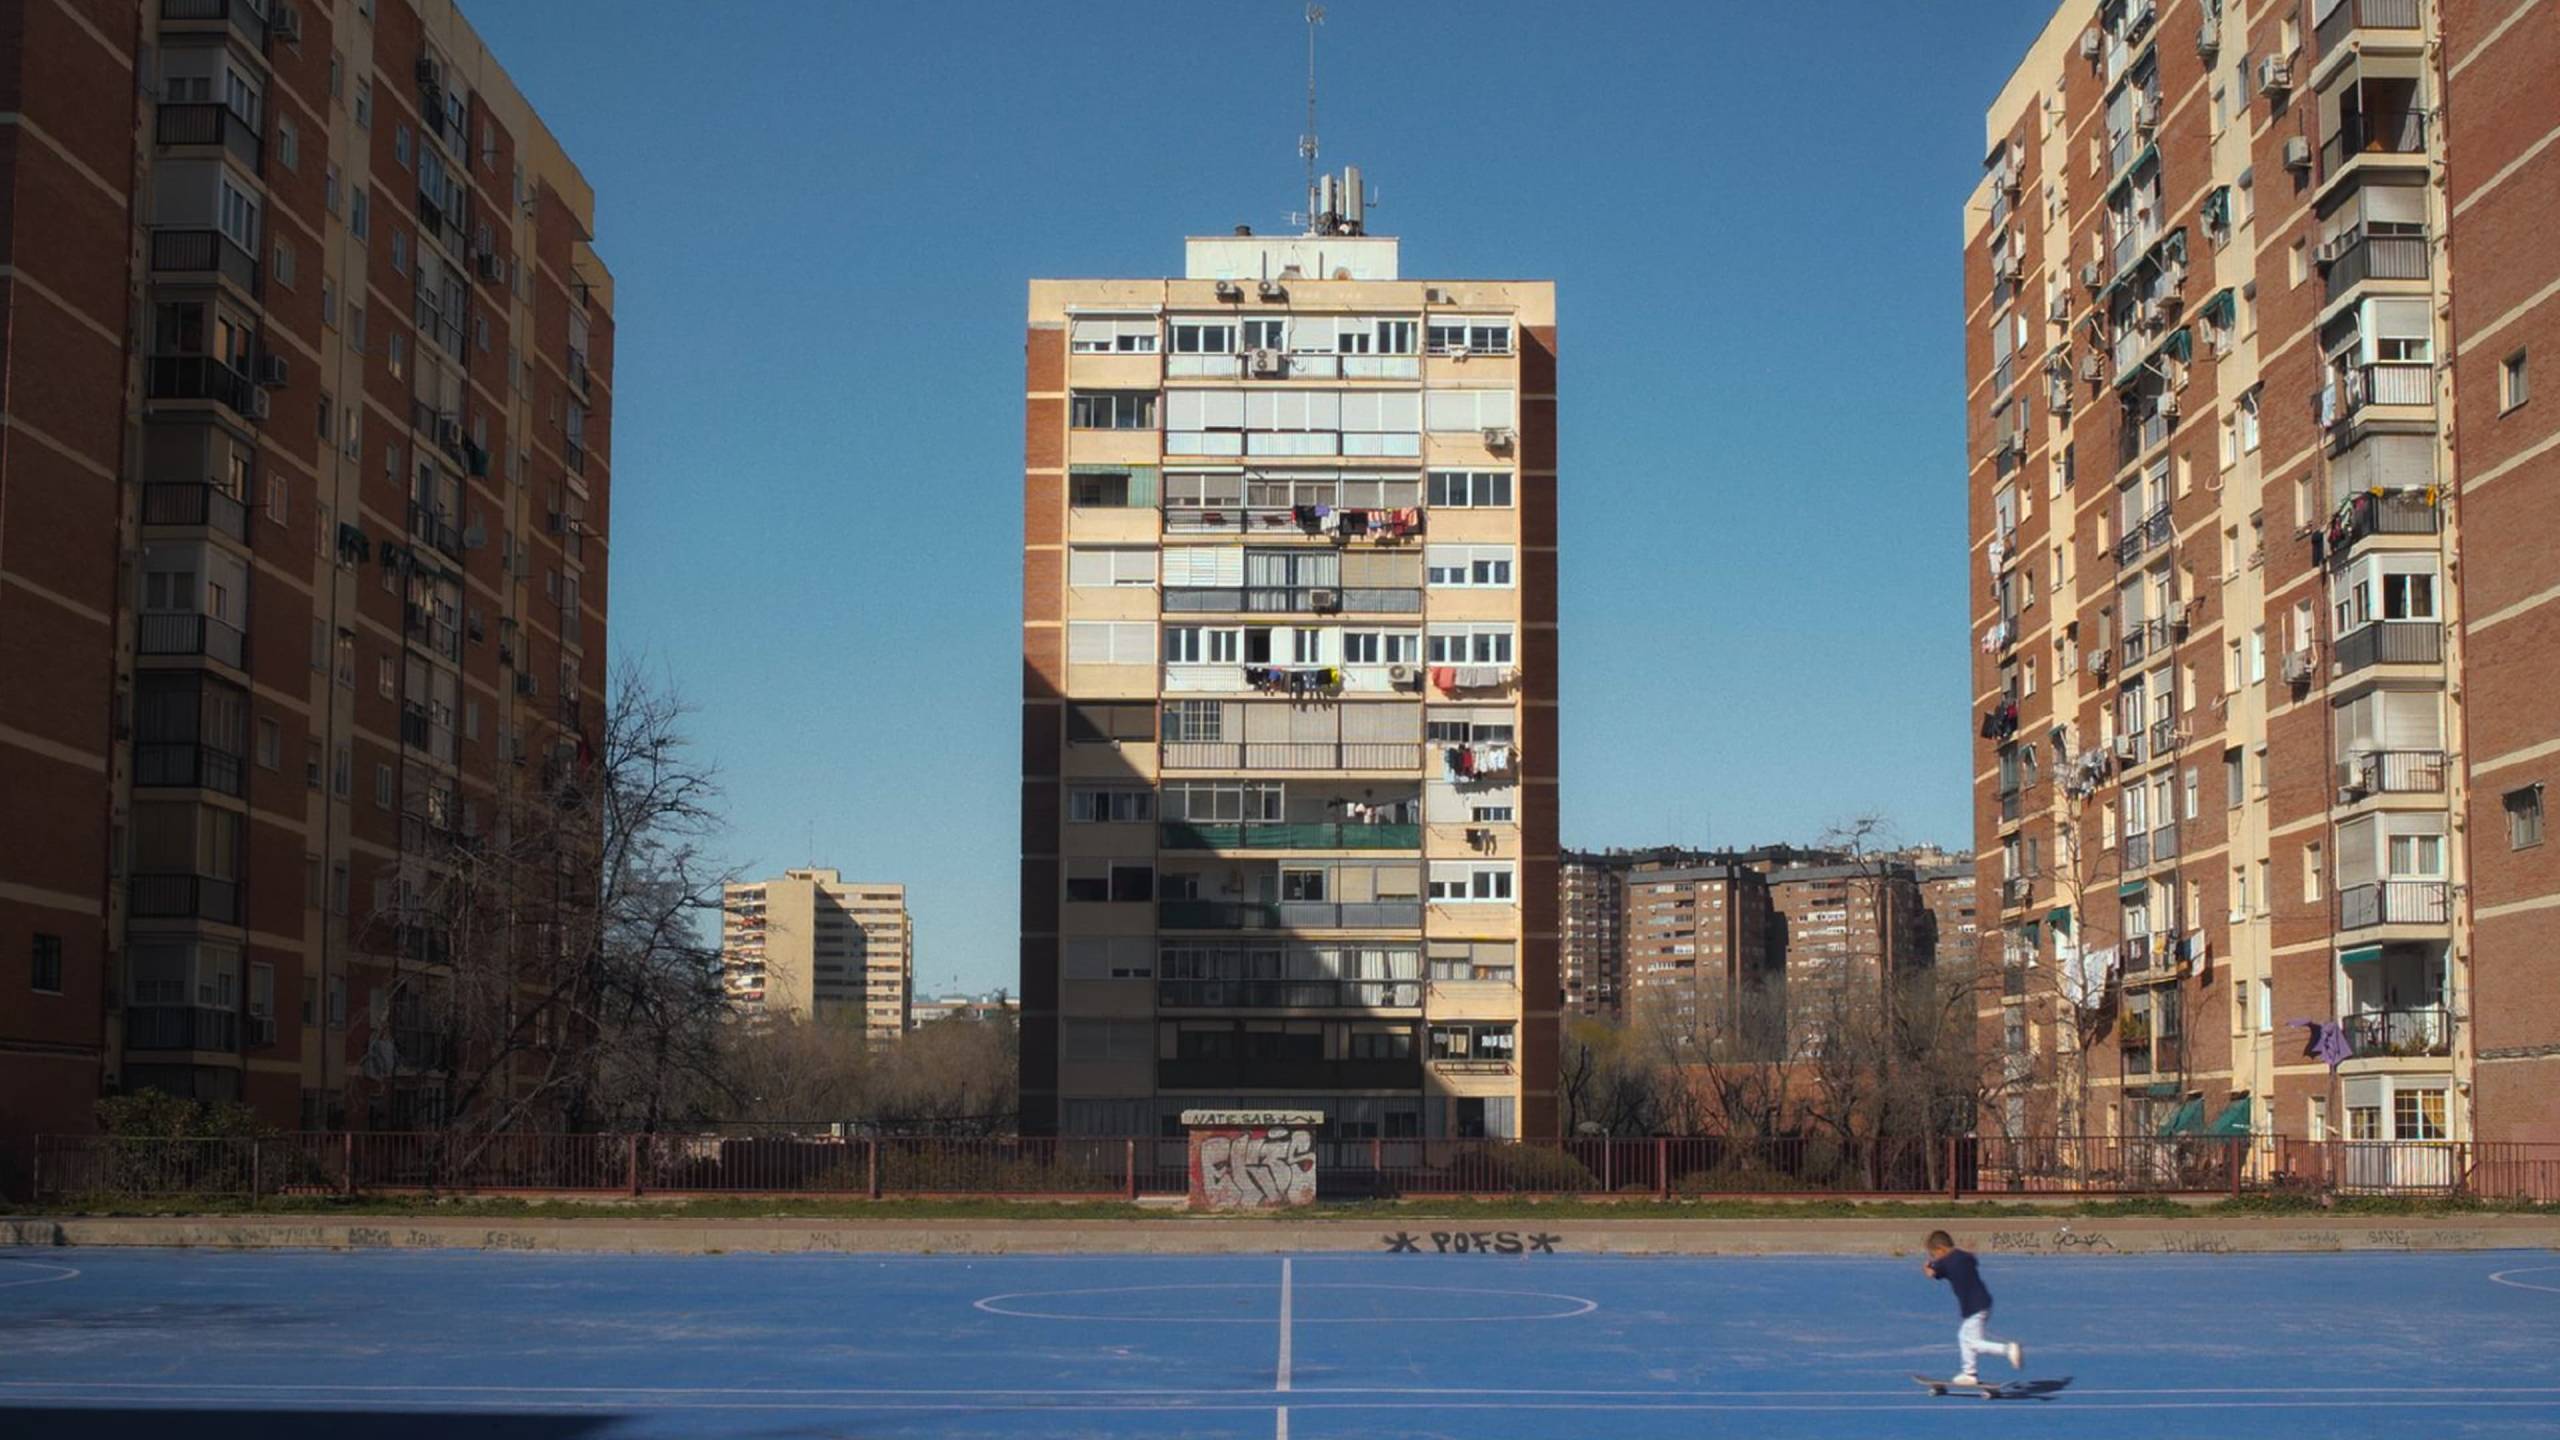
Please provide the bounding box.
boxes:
[1198,1126,1317,1210]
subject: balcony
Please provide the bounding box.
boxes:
[2116,406,2176,468]
[1998,788,2021,824]
[1157,978,1423,1009]
[1166,505,1424,541]
[2322,228,2430,305]
[1161,821,1422,852]
[147,355,261,418]
[2149,716,2183,758]
[124,1005,240,1053]
[149,227,261,297]
[2345,1006,2453,1060]
[1157,1056,1422,1091]
[2325,364,2435,440]
[1999,874,2034,909]
[141,483,248,544]
[160,0,268,48]
[2334,621,2443,673]
[128,873,242,925]
[2321,488,2443,562]
[134,742,245,797]
[565,438,588,475]
[136,613,246,669]
[2339,749,2447,796]
[2121,934,2160,978]
[153,102,262,173]
[2338,879,2450,930]
[1162,741,1422,772]
[408,500,464,559]
[2321,111,2429,181]
[2115,507,2174,568]
[1161,586,1424,615]
[1158,899,1425,932]
[2317,0,2421,57]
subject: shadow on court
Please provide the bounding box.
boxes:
[0,1411,626,1439]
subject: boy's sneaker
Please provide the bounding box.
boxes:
[1952,1373,1979,1386]
[2007,1342,2024,1370]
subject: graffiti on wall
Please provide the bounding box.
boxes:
[1196,1127,1316,1210]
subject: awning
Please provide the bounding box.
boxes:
[2202,186,2231,229]
[2119,879,2149,899]
[2021,921,2042,949]
[2340,944,2385,967]
[2108,142,2160,199]
[2047,905,2074,934]
[2162,327,2193,364]
[2158,1098,2205,1136]
[2208,1095,2252,1136]
[2201,287,2237,326]
[2144,1082,2183,1099]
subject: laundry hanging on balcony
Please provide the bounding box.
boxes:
[2289,1018,2353,1070]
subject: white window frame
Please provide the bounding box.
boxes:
[1067,545,1158,588]
[1067,621,1154,665]
[1428,470,1514,508]
[1068,315,1160,354]
[1428,862,1517,902]
[1427,625,1516,666]
[1425,544,1515,588]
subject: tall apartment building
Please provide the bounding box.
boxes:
[1020,171,1560,1141]
[1620,859,1778,1053]
[1918,861,1984,969]
[721,871,913,1041]
[1765,859,1934,1027]
[0,0,611,1141]
[1558,852,1625,1019]
[1966,0,2559,1147]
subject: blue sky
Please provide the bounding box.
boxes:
[464,0,2058,998]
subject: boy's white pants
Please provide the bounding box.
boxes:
[1957,1309,2006,1375]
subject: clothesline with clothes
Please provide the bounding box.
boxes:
[1430,665,1512,694]
[2307,485,2442,566]
[1979,699,2022,742]
[1442,742,1519,783]
[1284,504,1425,540]
[1242,666,1343,696]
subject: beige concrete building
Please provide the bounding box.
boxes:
[1020,169,1561,1140]
[722,870,911,1041]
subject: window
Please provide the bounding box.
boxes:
[2304,842,2324,901]
[277,116,299,170]
[2182,767,2200,821]
[1425,545,1514,588]
[354,76,372,128]
[1425,318,1512,355]
[1422,388,1517,433]
[1065,860,1154,903]
[1064,938,1154,980]
[1067,546,1157,587]
[30,934,62,994]
[1063,1019,1153,1062]
[2503,350,2531,413]
[390,231,408,275]
[2248,626,2266,684]
[351,186,369,239]
[265,476,287,525]
[1069,315,1158,353]
[1427,470,1512,508]
[1070,391,1156,429]
[2509,785,2546,850]
[1066,703,1156,743]
[256,717,281,770]
[374,763,394,808]
[2234,979,2250,1035]
[1242,317,1288,350]
[1067,621,1154,665]
[1426,625,1515,666]
[1429,862,1516,902]
[376,656,395,699]
[2239,387,2262,453]
[1070,467,1155,508]
[1068,788,1153,823]
[2288,238,2307,287]
[2394,1088,2449,1142]
[331,741,350,796]
[1341,630,1420,665]
[2258,981,2273,1035]
[395,123,411,168]
[2230,864,2249,920]
[272,239,296,288]
[2388,830,2447,878]
[1170,320,1235,354]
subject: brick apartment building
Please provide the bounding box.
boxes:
[1966,0,2558,1147]
[0,0,611,1139]
[1020,169,1561,1140]
[1919,861,1984,970]
[1558,851,1623,1019]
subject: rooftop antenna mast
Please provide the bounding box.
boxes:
[1300,4,1324,235]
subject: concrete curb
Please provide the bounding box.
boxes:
[6,1214,2557,1257]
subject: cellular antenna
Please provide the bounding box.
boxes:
[1301,3,1324,234]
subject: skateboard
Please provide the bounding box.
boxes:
[1909,1372,2074,1400]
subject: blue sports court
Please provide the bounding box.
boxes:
[5,1247,2559,1438]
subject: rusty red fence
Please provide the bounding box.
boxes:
[15,1133,2558,1206]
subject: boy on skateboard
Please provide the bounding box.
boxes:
[1922,1229,2023,1386]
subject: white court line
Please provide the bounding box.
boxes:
[971,1280,1596,1324]
[1275,1258,1293,1393]
[2489,1265,2560,1295]
[0,1259,79,1290]
[14,1395,2560,1416]
[1275,1404,1289,1438]
[14,1380,2560,1399]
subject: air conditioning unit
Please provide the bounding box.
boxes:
[2157,393,2182,419]
[1425,287,1452,304]
[2259,55,2294,96]
[1307,587,1342,612]
[436,417,465,449]
[247,389,272,421]
[2080,260,2104,289]
[1481,426,1517,450]
[2080,353,2106,382]
[254,354,289,387]
[1387,664,1418,687]
[1998,256,2025,283]
[416,56,443,87]
[2136,98,2161,133]
[1257,280,1286,301]
[2196,20,2218,57]
[1213,280,1242,300]
[2336,786,2366,807]
[2282,650,2315,684]
[514,673,537,696]
[2049,295,2071,324]
[475,251,505,281]
[2283,135,2312,171]
[1248,347,1286,377]
[272,3,302,42]
[2079,26,2103,59]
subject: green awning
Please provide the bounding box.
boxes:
[2021,922,2042,949]
[2201,287,2237,325]
[2144,1082,2183,1099]
[2162,327,2193,364]
[2158,1098,2205,1136]
[2108,142,2160,199]
[2202,186,2231,228]
[2047,906,2074,934]
[2208,1096,2252,1136]
[2119,880,2149,899]
[2340,944,2385,967]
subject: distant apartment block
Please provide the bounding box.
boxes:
[722,871,912,1041]
[1966,0,2560,1146]
[1558,853,1624,1018]
[1919,863,1983,970]
[1020,170,1561,1141]
[0,0,612,1140]
[912,992,1018,1028]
